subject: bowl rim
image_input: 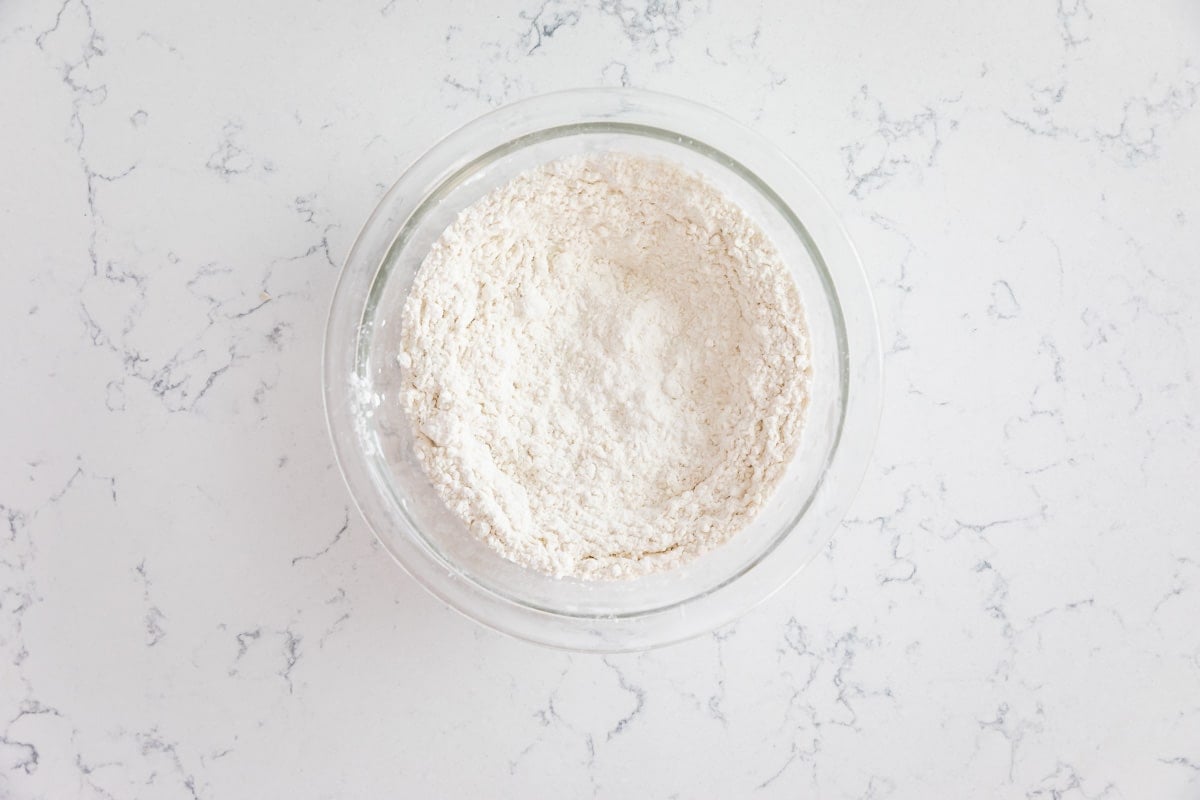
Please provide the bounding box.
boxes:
[323,87,882,652]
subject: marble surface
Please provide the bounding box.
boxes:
[3,0,1199,796]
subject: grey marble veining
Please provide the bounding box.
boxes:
[1,0,1199,796]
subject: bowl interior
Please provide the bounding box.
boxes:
[354,124,847,618]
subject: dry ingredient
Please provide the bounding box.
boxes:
[398,153,810,579]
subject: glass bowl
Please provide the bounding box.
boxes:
[323,88,881,652]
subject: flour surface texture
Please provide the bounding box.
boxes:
[398,153,811,579]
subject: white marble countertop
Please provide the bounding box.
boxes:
[4,0,1199,796]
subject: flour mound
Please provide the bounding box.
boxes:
[399,153,810,579]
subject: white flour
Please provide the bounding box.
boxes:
[398,153,810,579]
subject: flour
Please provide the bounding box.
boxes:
[398,153,811,579]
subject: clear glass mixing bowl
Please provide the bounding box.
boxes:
[323,89,882,652]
